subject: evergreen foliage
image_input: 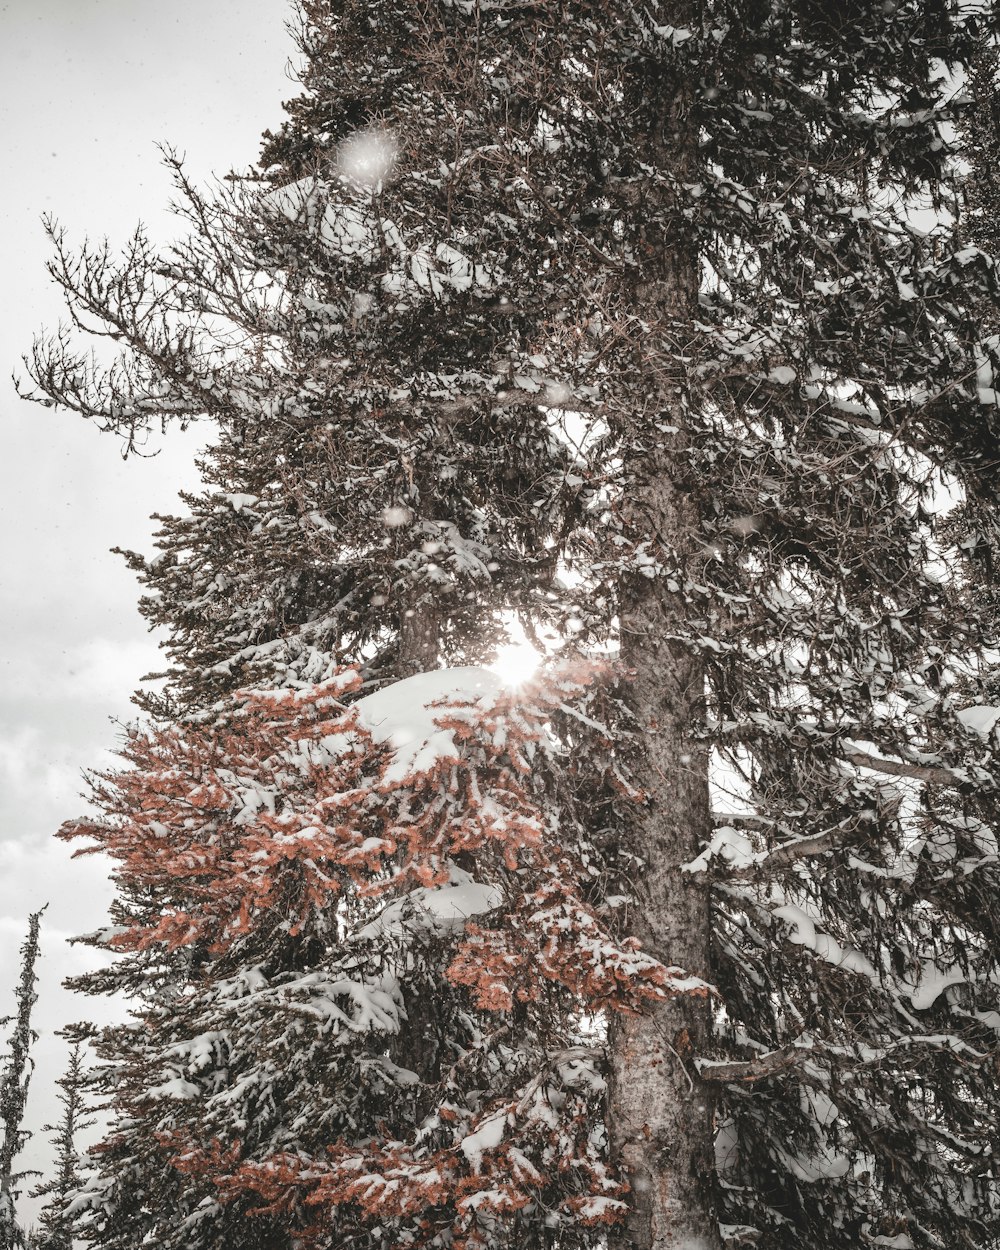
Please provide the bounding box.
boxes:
[967,44,1000,265]
[0,911,45,1250]
[22,2,1000,1249]
[58,663,677,1249]
[29,1042,94,1250]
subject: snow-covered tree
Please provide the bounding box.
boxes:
[57,663,681,1249]
[29,149,574,716]
[0,910,45,1250]
[23,2,1000,1250]
[21,2,613,1244]
[23,0,584,717]
[966,42,1000,265]
[29,1041,95,1250]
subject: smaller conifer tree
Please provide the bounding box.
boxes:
[29,1041,94,1250]
[0,909,45,1250]
[60,664,706,1250]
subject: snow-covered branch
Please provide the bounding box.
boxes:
[841,745,970,788]
[695,1044,809,1085]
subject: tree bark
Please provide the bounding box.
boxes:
[607,13,723,1248]
[608,459,721,1250]
[397,597,439,678]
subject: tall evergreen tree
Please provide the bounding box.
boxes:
[22,4,602,1247]
[0,910,45,1250]
[23,3,1000,1250]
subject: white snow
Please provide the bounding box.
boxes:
[148,1076,201,1100]
[955,705,1000,736]
[652,24,694,44]
[320,203,378,258]
[572,1196,628,1221]
[720,1227,763,1248]
[905,961,970,1010]
[460,1109,509,1171]
[225,493,259,512]
[274,970,403,1035]
[352,666,507,786]
[358,1055,421,1086]
[553,1049,605,1093]
[976,334,999,407]
[772,904,879,982]
[683,825,756,873]
[78,924,131,947]
[355,864,502,939]
[778,1144,850,1183]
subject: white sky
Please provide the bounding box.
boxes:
[0,0,299,1225]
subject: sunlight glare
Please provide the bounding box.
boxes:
[488,640,542,687]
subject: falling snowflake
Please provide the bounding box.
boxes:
[337,130,397,188]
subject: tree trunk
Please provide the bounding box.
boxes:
[608,460,721,1249]
[607,13,722,1248]
[397,598,439,678]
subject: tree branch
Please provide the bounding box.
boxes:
[696,1043,807,1084]
[842,745,965,787]
[708,815,854,869]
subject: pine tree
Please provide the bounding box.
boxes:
[0,911,45,1250]
[29,1041,95,1250]
[966,43,1000,264]
[23,3,1000,1250]
[21,3,608,1246]
[56,663,677,1249]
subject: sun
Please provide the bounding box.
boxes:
[488,640,542,687]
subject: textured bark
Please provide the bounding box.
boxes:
[397,600,439,679]
[607,15,723,1249]
[608,468,721,1250]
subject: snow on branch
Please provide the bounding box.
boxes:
[695,1043,809,1084]
[841,744,972,788]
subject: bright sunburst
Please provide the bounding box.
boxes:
[488,640,542,687]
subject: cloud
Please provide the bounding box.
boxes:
[0,636,159,708]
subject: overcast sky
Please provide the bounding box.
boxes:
[0,0,299,1221]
